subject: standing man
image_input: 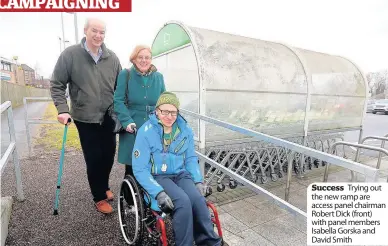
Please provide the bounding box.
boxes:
[50,18,122,214]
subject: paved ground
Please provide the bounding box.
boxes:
[1,148,127,246]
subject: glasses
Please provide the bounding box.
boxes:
[137,56,151,61]
[158,109,178,117]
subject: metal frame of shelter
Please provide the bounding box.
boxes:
[151,20,369,152]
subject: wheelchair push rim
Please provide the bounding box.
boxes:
[118,175,144,245]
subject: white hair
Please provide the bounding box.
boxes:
[84,17,106,31]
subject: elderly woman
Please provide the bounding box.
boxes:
[114,45,166,177]
[132,92,224,246]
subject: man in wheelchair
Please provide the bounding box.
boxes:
[131,92,224,246]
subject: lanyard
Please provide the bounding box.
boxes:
[162,132,172,167]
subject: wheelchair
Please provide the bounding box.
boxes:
[118,174,224,245]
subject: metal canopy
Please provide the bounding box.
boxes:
[151,21,367,144]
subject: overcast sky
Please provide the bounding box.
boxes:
[0,0,387,78]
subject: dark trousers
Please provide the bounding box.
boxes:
[74,114,116,202]
[125,164,133,177]
[154,171,221,246]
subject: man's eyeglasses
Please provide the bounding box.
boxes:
[159,109,178,117]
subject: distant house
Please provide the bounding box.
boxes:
[1,56,26,85]
[21,64,36,86]
[0,57,13,82]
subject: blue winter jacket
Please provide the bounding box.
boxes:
[132,113,203,202]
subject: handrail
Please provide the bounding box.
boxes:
[196,151,307,222]
[323,141,388,182]
[361,136,388,142]
[180,109,380,181]
[1,101,25,201]
[357,136,388,169]
[1,101,11,113]
[23,97,58,156]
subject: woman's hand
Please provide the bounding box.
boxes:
[156,191,174,213]
[195,183,206,196]
[126,123,136,133]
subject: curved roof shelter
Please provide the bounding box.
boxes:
[151,21,367,144]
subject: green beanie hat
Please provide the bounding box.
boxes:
[156,92,180,110]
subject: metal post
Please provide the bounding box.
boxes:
[73,13,79,44]
[61,12,66,50]
[23,98,32,156]
[323,146,333,182]
[298,136,307,179]
[7,105,25,201]
[60,13,70,99]
[352,128,363,181]
[354,128,363,162]
[285,150,295,201]
[198,78,206,177]
[58,37,62,53]
[377,140,385,169]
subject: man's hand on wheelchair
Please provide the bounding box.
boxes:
[156,191,174,214]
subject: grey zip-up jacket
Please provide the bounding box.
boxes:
[50,37,122,123]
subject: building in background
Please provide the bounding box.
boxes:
[21,64,35,86]
[1,56,15,83]
[1,56,26,85]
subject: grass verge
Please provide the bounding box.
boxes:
[35,103,81,151]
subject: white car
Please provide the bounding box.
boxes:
[366,100,375,113]
[372,99,388,115]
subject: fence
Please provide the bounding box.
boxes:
[1,81,50,108]
[1,101,24,201]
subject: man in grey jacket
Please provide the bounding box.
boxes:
[50,18,122,214]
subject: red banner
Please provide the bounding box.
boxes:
[0,0,131,12]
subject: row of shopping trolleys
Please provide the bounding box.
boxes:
[203,134,343,192]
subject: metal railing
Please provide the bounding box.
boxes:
[23,97,57,155]
[180,109,380,220]
[323,141,388,182]
[1,101,25,201]
[356,136,388,169]
[197,151,307,222]
[181,109,380,180]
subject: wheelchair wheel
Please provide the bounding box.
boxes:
[118,175,144,245]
